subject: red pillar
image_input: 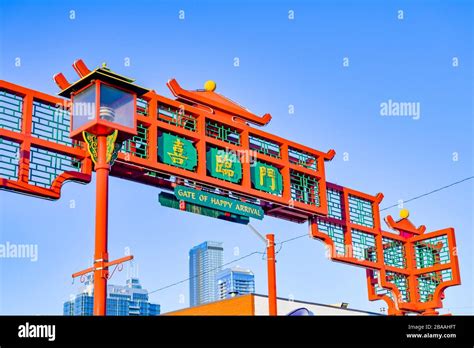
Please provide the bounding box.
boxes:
[93,135,110,315]
[266,234,277,316]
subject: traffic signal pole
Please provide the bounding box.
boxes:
[248,224,278,316]
[72,134,133,316]
[266,233,278,316]
[92,135,110,315]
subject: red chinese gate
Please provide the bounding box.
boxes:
[0,60,461,315]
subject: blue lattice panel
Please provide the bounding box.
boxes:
[326,188,342,219]
[0,89,23,132]
[0,138,20,180]
[316,220,346,256]
[32,100,72,146]
[29,147,82,188]
[416,269,452,303]
[351,229,377,262]
[414,235,450,269]
[348,195,374,228]
[386,271,410,302]
[382,237,406,269]
[311,183,383,267]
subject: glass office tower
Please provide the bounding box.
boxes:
[216,267,255,300]
[63,276,160,316]
[189,241,224,306]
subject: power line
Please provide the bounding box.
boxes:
[148,176,473,296]
[380,176,474,211]
[148,251,263,295]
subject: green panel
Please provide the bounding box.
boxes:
[158,105,196,131]
[174,185,264,220]
[205,120,240,145]
[290,170,319,206]
[159,192,249,225]
[206,147,242,184]
[249,135,280,158]
[158,133,197,171]
[0,138,20,180]
[288,147,317,171]
[251,161,283,195]
[121,123,148,158]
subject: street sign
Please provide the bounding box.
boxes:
[158,191,249,225]
[174,185,264,220]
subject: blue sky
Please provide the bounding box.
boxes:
[0,0,472,315]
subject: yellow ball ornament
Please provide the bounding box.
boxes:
[204,80,216,92]
[399,208,410,219]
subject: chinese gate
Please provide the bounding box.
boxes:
[0,60,461,316]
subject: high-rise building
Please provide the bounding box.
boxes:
[63,276,160,316]
[216,267,255,300]
[189,241,224,306]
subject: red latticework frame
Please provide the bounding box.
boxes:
[0,78,335,222]
[0,80,92,199]
[310,182,461,315]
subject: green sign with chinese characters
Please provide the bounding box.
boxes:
[251,161,283,195]
[174,185,264,220]
[158,133,197,171]
[206,147,242,183]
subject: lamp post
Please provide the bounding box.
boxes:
[57,60,149,315]
[248,224,278,316]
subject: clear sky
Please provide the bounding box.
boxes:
[0,0,472,315]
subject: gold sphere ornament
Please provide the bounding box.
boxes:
[204,80,216,92]
[399,208,410,219]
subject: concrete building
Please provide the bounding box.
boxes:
[165,294,381,316]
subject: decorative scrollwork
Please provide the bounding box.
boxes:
[83,130,121,166]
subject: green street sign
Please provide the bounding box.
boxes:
[158,192,249,225]
[174,185,264,220]
[251,161,283,195]
[158,133,197,171]
[206,147,242,183]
